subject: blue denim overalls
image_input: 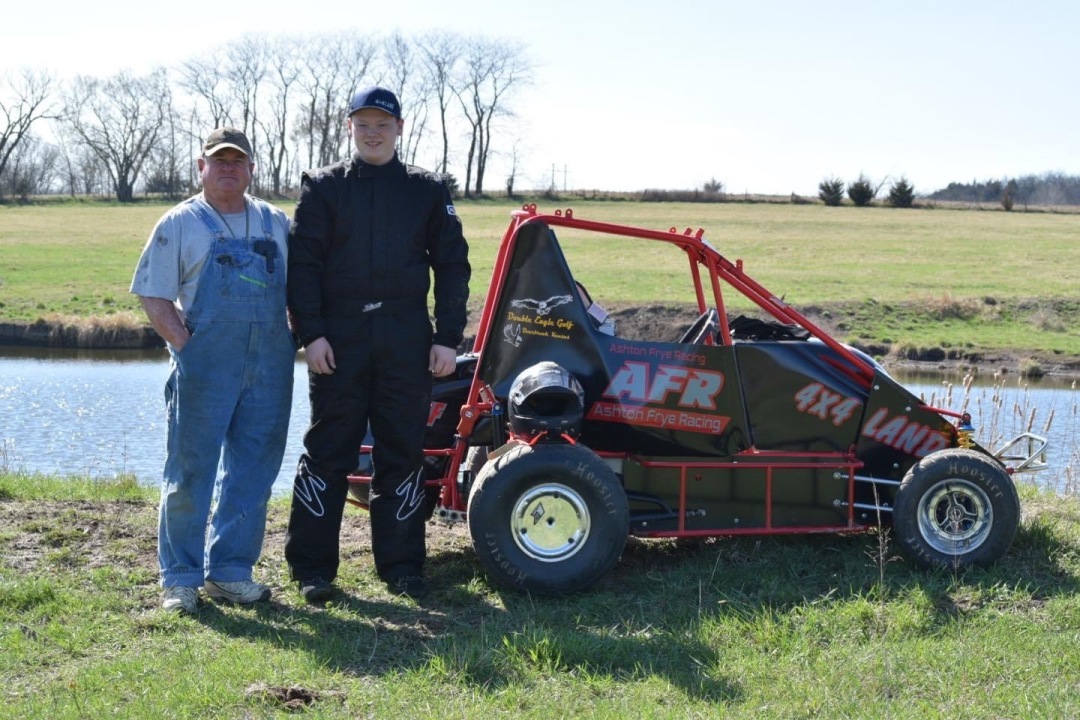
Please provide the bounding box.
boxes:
[159,196,295,588]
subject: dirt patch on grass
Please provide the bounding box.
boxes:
[596,303,1080,380]
[0,499,473,587]
[0,499,159,576]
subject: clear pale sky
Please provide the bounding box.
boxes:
[2,0,1076,195]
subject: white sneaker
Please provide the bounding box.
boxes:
[162,586,199,614]
[204,579,272,605]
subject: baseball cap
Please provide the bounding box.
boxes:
[348,86,401,118]
[202,127,253,158]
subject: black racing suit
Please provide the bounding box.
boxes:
[284,154,470,585]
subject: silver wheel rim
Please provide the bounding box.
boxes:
[511,483,590,562]
[916,479,992,554]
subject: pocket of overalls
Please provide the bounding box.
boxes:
[173,323,202,367]
[215,249,276,300]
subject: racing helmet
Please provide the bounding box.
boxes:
[507,361,585,440]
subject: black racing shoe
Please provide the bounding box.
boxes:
[298,577,333,605]
[389,575,428,599]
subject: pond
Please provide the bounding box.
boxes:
[0,348,1076,496]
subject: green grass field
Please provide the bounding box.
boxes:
[2,198,1078,360]
[2,201,1079,717]
[1,473,1077,718]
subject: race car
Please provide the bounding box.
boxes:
[349,205,1048,594]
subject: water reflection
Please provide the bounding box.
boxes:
[0,348,309,496]
[900,372,1078,495]
[0,348,1076,496]
[889,367,1079,392]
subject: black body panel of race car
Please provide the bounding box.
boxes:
[406,219,963,534]
[346,207,1027,592]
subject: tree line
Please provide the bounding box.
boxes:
[813,172,1080,210]
[0,30,531,202]
[926,172,1080,207]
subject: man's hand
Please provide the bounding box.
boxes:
[305,337,336,374]
[138,296,190,351]
[429,344,456,377]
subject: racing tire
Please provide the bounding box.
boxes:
[893,448,1020,570]
[467,442,629,595]
[465,446,490,477]
[453,445,491,505]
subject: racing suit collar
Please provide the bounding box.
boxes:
[347,153,404,178]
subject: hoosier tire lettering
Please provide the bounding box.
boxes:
[467,443,629,594]
[893,448,1020,570]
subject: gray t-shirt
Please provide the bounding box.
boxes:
[130,194,290,313]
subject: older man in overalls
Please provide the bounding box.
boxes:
[131,127,295,613]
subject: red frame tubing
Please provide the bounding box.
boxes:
[401,206,886,524]
[494,207,876,383]
[626,451,863,537]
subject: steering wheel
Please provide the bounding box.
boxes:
[676,308,719,344]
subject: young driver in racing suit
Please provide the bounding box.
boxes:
[284,86,470,603]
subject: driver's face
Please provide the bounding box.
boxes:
[348,108,403,166]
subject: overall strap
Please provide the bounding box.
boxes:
[254,199,274,237]
[189,196,227,237]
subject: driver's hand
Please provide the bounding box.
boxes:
[305,337,336,375]
[429,344,456,377]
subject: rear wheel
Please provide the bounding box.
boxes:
[893,448,1019,570]
[467,442,628,594]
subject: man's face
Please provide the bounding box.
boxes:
[348,108,403,166]
[198,148,252,195]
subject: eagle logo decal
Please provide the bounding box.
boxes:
[510,294,574,316]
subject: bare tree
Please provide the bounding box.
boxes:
[178,37,268,192]
[3,31,536,200]
[258,35,303,197]
[417,31,462,175]
[54,131,101,197]
[142,85,187,199]
[223,35,268,150]
[65,69,172,202]
[382,31,433,166]
[453,36,531,196]
[178,56,234,128]
[505,138,527,198]
[0,68,57,199]
[178,106,205,190]
[0,134,60,199]
[296,31,379,169]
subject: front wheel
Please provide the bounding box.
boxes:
[467,442,628,594]
[893,448,1020,570]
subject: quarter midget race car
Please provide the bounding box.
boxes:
[349,205,1049,595]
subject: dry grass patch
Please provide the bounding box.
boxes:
[1018,357,1046,378]
[920,293,983,321]
[39,311,150,347]
[1030,306,1068,332]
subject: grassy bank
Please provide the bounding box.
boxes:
[1,472,1078,718]
[1,200,1079,364]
